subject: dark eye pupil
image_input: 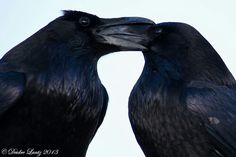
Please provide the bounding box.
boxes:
[155,28,162,34]
[79,17,90,26]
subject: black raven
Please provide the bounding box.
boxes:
[0,11,154,157]
[129,22,236,157]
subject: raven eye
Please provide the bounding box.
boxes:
[154,28,163,40]
[79,17,90,27]
[155,28,162,34]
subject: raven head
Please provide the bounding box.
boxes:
[144,22,235,85]
[0,11,155,72]
[58,10,154,55]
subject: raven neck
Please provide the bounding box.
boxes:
[129,58,184,156]
[0,37,101,73]
[130,55,183,112]
[28,53,100,97]
[142,54,183,89]
[129,56,209,157]
[1,43,102,97]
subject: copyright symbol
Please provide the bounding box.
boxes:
[1,148,7,155]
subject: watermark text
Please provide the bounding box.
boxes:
[1,148,59,156]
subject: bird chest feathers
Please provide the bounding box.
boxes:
[23,66,105,123]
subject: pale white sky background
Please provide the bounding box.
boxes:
[0,1,236,157]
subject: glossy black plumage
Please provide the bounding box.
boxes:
[129,22,236,157]
[0,11,154,156]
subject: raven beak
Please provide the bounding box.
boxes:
[93,17,155,51]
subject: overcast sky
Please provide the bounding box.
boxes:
[0,0,236,157]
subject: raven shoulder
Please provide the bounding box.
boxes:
[184,81,236,156]
[0,71,25,115]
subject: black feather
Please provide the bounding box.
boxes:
[129,22,236,157]
[0,11,108,157]
[0,10,154,156]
